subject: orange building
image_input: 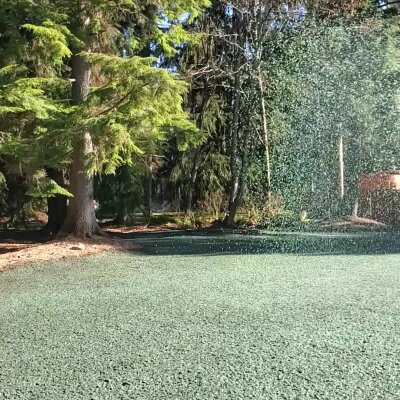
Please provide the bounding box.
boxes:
[358,171,400,225]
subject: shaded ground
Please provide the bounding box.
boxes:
[116,229,400,256]
[1,233,400,399]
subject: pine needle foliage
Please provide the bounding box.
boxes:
[0,0,210,204]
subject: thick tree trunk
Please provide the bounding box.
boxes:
[62,132,100,236]
[43,168,67,235]
[5,175,28,225]
[61,54,99,237]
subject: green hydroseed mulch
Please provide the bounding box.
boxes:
[1,232,400,399]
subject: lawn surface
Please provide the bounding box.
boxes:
[1,231,400,399]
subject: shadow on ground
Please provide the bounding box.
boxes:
[2,228,400,257]
[113,229,400,257]
[0,229,50,243]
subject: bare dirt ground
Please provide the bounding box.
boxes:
[0,230,134,272]
[0,213,184,271]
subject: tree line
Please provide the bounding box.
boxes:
[1,0,400,236]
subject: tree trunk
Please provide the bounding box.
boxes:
[43,168,67,235]
[339,135,345,200]
[5,175,28,226]
[62,132,99,236]
[185,149,202,213]
[116,197,128,225]
[352,197,359,217]
[225,71,242,227]
[235,127,251,211]
[61,54,99,237]
[258,68,271,195]
[143,159,153,218]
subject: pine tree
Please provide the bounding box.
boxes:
[0,0,209,236]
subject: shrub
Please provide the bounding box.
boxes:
[176,212,214,229]
[176,213,196,229]
[197,191,227,221]
[239,194,308,229]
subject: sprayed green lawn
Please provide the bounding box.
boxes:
[1,232,400,399]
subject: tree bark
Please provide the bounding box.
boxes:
[258,68,271,196]
[43,168,67,235]
[225,71,242,227]
[235,127,251,211]
[339,135,345,200]
[352,197,359,217]
[116,197,128,225]
[143,159,153,218]
[5,175,28,225]
[62,131,99,236]
[185,149,202,213]
[61,54,99,237]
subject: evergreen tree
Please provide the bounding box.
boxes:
[0,0,209,236]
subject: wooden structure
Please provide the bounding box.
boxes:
[358,171,400,225]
